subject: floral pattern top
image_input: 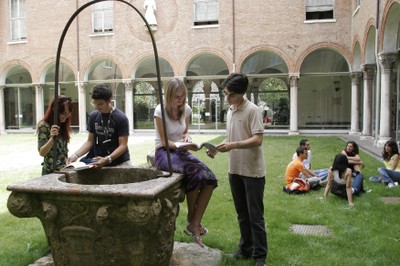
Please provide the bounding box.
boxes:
[37,121,69,175]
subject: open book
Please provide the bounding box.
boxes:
[174,142,217,153]
[60,161,94,171]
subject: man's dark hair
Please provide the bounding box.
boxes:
[299,139,308,146]
[221,73,249,94]
[296,146,307,156]
[92,84,112,101]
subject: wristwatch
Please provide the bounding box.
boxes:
[106,156,112,164]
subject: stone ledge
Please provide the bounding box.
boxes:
[29,241,223,266]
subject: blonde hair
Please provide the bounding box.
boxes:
[163,77,187,123]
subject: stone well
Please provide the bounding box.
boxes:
[7,166,185,266]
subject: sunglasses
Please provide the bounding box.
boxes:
[58,96,72,103]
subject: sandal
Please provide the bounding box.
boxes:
[186,221,208,236]
[183,229,205,248]
[199,224,208,236]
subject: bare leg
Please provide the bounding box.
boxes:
[186,190,199,225]
[354,164,362,173]
[186,185,214,238]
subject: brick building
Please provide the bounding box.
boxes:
[0,0,399,145]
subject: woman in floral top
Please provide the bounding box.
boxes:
[37,96,73,174]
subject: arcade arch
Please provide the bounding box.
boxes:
[299,48,351,129]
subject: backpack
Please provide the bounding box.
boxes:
[283,178,310,194]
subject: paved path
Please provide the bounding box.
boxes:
[1,131,384,173]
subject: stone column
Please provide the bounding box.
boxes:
[124,80,134,133]
[360,64,376,139]
[288,75,299,135]
[349,72,362,135]
[186,83,193,108]
[0,86,5,134]
[34,84,44,127]
[378,52,398,145]
[77,82,87,133]
[203,80,212,122]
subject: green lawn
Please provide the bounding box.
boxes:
[1,134,399,265]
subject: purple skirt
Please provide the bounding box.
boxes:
[155,147,218,192]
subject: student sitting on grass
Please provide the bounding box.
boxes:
[285,146,323,189]
[321,153,366,207]
[369,140,400,188]
[292,139,329,181]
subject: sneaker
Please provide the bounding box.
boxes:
[230,249,251,260]
[255,258,266,266]
[369,176,382,183]
[388,183,395,188]
[394,182,399,187]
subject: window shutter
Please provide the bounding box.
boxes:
[306,0,333,12]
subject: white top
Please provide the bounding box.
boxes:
[333,170,346,185]
[154,104,191,149]
[292,149,312,169]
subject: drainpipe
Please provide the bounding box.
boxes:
[397,54,399,143]
[232,0,236,72]
[76,0,82,132]
[374,0,380,145]
[76,0,80,71]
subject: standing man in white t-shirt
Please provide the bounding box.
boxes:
[208,73,267,266]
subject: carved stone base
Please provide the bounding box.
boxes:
[8,167,185,266]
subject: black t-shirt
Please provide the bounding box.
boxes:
[87,108,130,165]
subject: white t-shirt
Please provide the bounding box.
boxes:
[154,104,191,149]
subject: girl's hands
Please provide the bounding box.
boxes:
[182,133,192,143]
[50,125,60,137]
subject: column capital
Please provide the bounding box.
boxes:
[378,52,398,70]
[360,64,376,79]
[33,84,43,92]
[350,71,362,85]
[123,80,133,91]
[289,75,299,87]
[75,81,88,88]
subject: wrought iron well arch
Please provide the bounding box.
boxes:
[52,0,172,176]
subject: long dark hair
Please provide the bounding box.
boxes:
[332,154,349,179]
[39,96,73,142]
[344,141,359,156]
[382,140,399,161]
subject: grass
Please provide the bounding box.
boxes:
[1,134,400,265]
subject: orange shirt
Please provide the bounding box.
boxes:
[285,157,305,185]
